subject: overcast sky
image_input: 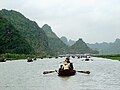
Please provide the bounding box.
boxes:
[0,0,120,43]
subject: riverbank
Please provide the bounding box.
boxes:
[94,54,120,61]
[0,53,51,61]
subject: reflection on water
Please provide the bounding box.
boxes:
[59,76,70,81]
[0,57,120,90]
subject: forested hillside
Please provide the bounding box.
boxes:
[0,16,34,54]
[0,9,50,56]
[42,24,68,55]
[69,38,99,54]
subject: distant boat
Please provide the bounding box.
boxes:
[27,57,33,62]
[27,59,33,62]
[72,56,75,58]
[77,56,80,59]
[0,58,6,62]
[55,57,58,59]
[33,58,37,61]
[82,58,93,61]
[40,57,43,59]
[85,58,90,61]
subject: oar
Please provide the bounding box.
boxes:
[77,71,90,74]
[43,70,90,74]
[43,70,57,74]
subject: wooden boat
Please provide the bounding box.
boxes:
[40,57,43,59]
[72,56,75,58]
[49,56,52,59]
[85,58,90,61]
[33,58,37,60]
[27,59,33,62]
[0,58,6,62]
[27,57,33,62]
[58,69,76,76]
[55,57,58,59]
[84,58,93,61]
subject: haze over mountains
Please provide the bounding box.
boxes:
[42,25,98,54]
[1,9,120,56]
[60,36,75,46]
[87,38,120,55]
[61,36,120,55]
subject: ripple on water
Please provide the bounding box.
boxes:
[0,57,120,90]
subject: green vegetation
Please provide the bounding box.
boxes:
[0,9,50,56]
[95,54,120,61]
[0,53,28,60]
[42,24,68,55]
[69,38,99,54]
[42,24,98,55]
[0,9,99,60]
[0,17,34,54]
[0,53,49,60]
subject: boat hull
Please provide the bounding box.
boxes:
[58,69,76,76]
[85,58,89,61]
[27,59,33,62]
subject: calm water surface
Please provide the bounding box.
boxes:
[0,57,120,90]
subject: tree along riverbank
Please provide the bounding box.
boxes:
[94,54,120,61]
[0,53,52,61]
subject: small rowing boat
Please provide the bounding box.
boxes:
[58,69,76,76]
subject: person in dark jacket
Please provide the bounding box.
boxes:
[63,57,74,70]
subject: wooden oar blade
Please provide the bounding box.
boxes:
[43,71,55,74]
[77,71,90,74]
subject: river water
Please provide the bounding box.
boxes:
[0,57,120,90]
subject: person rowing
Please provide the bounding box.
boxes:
[43,57,90,75]
[59,57,74,70]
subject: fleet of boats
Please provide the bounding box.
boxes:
[0,54,91,76]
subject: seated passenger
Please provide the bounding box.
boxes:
[63,60,70,70]
[62,57,74,70]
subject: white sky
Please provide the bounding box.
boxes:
[0,0,120,43]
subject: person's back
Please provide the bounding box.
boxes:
[63,61,69,70]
